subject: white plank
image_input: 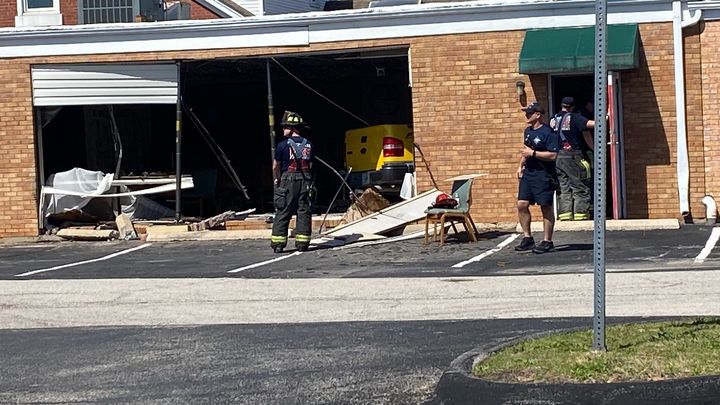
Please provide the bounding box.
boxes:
[323,188,441,238]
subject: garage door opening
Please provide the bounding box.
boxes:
[34,49,414,225]
[180,48,413,213]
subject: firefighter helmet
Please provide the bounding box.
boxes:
[433,193,458,209]
[280,111,309,128]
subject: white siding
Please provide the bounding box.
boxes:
[32,63,178,106]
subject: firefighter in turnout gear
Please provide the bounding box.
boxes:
[270,111,314,253]
[550,97,596,221]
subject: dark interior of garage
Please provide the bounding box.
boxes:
[37,49,413,220]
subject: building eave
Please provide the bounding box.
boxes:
[0,0,682,59]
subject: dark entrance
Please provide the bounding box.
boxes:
[551,74,616,219]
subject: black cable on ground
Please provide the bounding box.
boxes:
[319,167,352,235]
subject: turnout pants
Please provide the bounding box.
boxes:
[556,150,592,220]
[271,171,313,249]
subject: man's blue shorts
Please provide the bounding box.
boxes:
[518,171,555,206]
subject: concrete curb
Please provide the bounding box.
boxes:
[0,219,684,245]
[145,229,271,242]
[518,218,681,233]
[435,328,720,405]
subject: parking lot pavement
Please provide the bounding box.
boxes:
[1,225,719,280]
[0,317,604,405]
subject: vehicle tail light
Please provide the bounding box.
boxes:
[383,137,404,157]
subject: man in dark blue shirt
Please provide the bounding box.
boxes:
[550,96,596,221]
[270,111,314,253]
[515,102,560,254]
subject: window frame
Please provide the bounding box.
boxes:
[77,0,140,25]
[17,0,60,15]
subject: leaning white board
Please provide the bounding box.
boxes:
[322,188,441,238]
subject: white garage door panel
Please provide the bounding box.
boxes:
[32,63,178,106]
[34,79,176,89]
[36,96,177,106]
[35,87,176,97]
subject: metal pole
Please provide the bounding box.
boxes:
[175,62,183,223]
[593,0,608,351]
[266,59,276,171]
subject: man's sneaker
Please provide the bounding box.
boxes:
[514,236,535,251]
[533,240,554,254]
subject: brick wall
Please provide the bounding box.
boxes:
[410,31,535,223]
[700,21,720,213]
[0,2,14,27]
[0,61,37,237]
[0,22,710,236]
[618,23,678,219]
[0,0,216,28]
[684,24,706,220]
[189,0,221,19]
[60,0,77,25]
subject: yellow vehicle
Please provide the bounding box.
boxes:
[344,124,414,195]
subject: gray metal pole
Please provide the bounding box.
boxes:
[175,62,183,223]
[593,0,608,351]
[266,59,276,170]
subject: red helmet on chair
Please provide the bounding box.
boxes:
[434,193,458,209]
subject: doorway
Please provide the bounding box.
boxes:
[550,74,626,219]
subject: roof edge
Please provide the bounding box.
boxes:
[0,0,680,59]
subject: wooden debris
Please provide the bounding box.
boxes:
[145,224,189,236]
[189,210,236,231]
[115,213,137,240]
[57,228,119,241]
[225,218,272,231]
[339,188,391,225]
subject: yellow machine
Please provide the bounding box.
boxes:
[344,124,414,195]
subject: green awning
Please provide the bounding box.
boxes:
[519,24,639,74]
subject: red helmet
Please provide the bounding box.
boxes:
[434,193,458,208]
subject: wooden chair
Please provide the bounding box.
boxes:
[424,174,483,245]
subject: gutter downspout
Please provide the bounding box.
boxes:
[673,2,702,220]
[702,195,717,224]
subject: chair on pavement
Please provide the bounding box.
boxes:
[424,174,484,245]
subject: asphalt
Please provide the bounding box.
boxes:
[2,219,719,404]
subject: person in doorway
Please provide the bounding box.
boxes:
[550,96,596,221]
[515,102,560,254]
[270,111,314,253]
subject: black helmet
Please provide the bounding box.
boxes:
[280,110,309,128]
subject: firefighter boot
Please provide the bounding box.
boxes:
[271,235,288,253]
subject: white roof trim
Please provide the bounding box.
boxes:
[0,0,682,59]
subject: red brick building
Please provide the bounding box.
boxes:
[1,0,244,28]
[0,0,718,237]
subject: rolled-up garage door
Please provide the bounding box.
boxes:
[31,63,178,106]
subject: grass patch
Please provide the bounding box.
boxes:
[473,318,720,384]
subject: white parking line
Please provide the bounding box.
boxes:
[228,251,303,273]
[451,234,520,268]
[694,227,720,264]
[14,243,152,277]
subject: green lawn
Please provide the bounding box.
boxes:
[473,318,720,383]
